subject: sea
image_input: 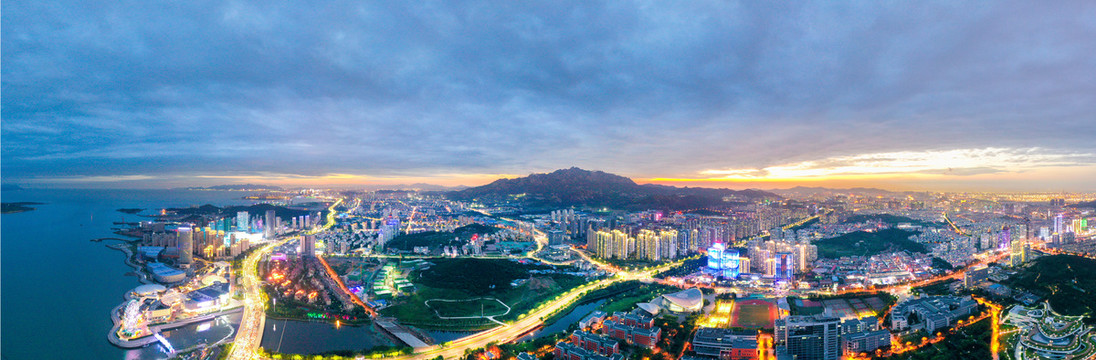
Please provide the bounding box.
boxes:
[1,189,259,360]
[1,188,586,359]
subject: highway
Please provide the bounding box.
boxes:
[228,202,1007,359]
[226,198,342,360]
[384,259,683,360]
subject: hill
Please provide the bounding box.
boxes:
[843,214,942,227]
[386,224,501,251]
[449,167,777,210]
[165,203,316,221]
[1067,200,1096,209]
[815,228,926,258]
[1007,254,1096,318]
[1,184,24,191]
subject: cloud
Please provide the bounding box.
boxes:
[2,1,1095,189]
[691,148,1096,181]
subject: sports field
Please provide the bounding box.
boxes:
[730,299,777,328]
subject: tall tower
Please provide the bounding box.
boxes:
[177,226,193,265]
[300,235,315,258]
[264,209,276,239]
[236,211,249,232]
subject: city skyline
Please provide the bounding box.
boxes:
[4,1,1096,191]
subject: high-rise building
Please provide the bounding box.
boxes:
[774,252,795,280]
[1010,240,1029,267]
[1054,214,1065,235]
[300,235,315,257]
[236,211,249,232]
[774,315,841,360]
[998,226,1011,251]
[637,229,660,261]
[264,209,276,239]
[177,226,194,265]
[659,229,678,259]
[548,229,566,246]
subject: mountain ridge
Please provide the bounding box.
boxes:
[449,167,778,209]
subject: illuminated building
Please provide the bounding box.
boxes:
[707,243,741,277]
[998,226,1011,251]
[300,234,315,257]
[1010,240,1029,267]
[146,262,186,283]
[692,328,759,359]
[658,288,704,313]
[637,229,660,261]
[964,265,989,288]
[888,296,977,333]
[264,209,276,238]
[659,229,678,259]
[774,314,841,360]
[177,226,193,265]
[594,230,613,258]
[840,330,891,356]
[1054,213,1065,235]
[610,230,631,259]
[774,252,794,280]
[236,211,249,232]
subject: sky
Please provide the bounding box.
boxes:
[3,1,1096,191]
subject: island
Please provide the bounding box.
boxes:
[1,202,43,214]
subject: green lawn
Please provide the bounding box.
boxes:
[426,298,509,317]
[379,258,587,330]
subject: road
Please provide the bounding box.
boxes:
[384,260,682,360]
[226,198,342,360]
[230,204,1007,359]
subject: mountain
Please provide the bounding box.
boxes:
[449,167,778,210]
[184,184,284,191]
[1,184,24,191]
[369,183,469,191]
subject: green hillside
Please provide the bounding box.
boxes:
[1007,254,1096,318]
[815,228,925,258]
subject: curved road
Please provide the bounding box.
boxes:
[227,199,342,360]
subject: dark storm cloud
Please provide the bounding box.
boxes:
[3,1,1095,183]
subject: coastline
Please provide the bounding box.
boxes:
[100,238,155,285]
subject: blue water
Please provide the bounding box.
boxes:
[260,319,388,355]
[518,299,606,342]
[1,189,257,360]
